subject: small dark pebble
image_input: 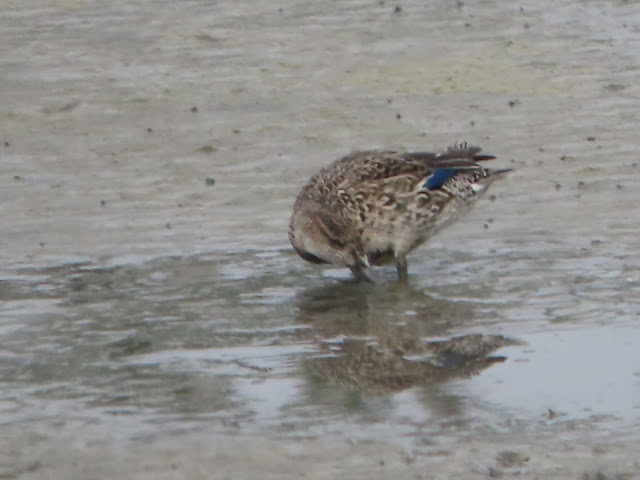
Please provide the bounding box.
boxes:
[582,471,618,480]
[191,106,198,113]
[394,5,402,13]
[379,459,385,467]
[539,147,544,152]
[505,40,513,46]
[3,141,9,147]
[632,163,637,167]
[489,195,496,202]
[603,84,625,92]
[178,203,183,208]
[232,129,240,134]
[25,461,41,472]
[483,223,489,230]
[487,218,494,224]
[100,200,106,207]
[508,99,520,108]
[198,145,217,154]
[13,175,23,182]
[396,113,402,120]
[591,239,602,245]
[555,183,562,190]
[523,22,530,29]
[578,181,585,188]
[39,242,45,247]
[387,98,392,103]
[587,136,595,141]
[616,184,623,190]
[465,22,471,27]
[165,223,172,230]
[418,132,426,137]
[496,451,529,468]
[470,120,475,126]
[205,177,216,186]
[147,127,153,133]
[278,7,283,13]
[483,465,503,478]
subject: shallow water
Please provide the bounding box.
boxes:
[2,0,640,478]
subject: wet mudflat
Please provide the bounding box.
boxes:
[1,0,640,478]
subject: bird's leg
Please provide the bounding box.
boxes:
[395,252,408,283]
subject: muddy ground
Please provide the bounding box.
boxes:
[1,0,640,478]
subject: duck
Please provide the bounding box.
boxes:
[288,142,511,282]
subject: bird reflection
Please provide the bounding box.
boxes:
[294,281,521,396]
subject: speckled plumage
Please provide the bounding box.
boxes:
[289,142,510,282]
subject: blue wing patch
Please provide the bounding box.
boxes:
[424,168,457,189]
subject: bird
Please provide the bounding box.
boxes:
[288,142,511,282]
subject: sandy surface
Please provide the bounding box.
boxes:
[2,0,640,478]
[2,420,640,479]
